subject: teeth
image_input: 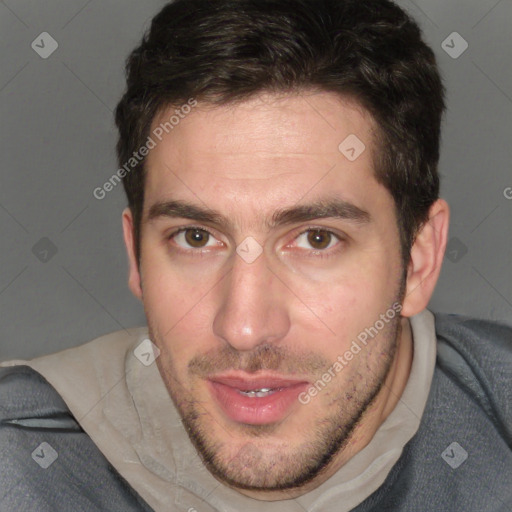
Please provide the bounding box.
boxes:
[239,387,276,397]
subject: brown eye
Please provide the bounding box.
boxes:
[291,228,344,257]
[184,228,210,248]
[169,227,218,250]
[305,230,334,250]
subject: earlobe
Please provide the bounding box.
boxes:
[122,207,143,300]
[401,199,450,317]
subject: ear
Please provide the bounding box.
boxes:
[122,207,143,300]
[401,199,450,317]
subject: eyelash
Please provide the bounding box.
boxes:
[167,225,345,259]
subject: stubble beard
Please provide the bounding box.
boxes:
[150,309,402,492]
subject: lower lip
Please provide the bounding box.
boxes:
[208,380,309,425]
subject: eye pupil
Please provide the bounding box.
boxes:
[307,230,331,250]
[185,229,208,247]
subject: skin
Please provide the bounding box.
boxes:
[122,91,449,501]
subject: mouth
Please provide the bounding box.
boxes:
[207,373,310,425]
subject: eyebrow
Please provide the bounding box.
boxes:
[147,197,371,230]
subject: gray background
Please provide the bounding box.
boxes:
[0,0,511,361]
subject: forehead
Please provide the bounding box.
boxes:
[149,91,376,162]
[142,91,393,232]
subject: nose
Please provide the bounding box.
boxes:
[212,247,291,352]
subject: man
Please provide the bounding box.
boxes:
[1,0,511,510]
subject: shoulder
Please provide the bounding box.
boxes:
[0,326,149,423]
[434,312,512,376]
[0,365,153,511]
[0,364,72,420]
[433,312,512,445]
[435,312,512,352]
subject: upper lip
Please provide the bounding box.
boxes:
[208,372,309,391]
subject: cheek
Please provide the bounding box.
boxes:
[141,242,206,316]
[293,249,401,353]
[140,252,216,362]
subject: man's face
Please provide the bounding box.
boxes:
[132,92,408,497]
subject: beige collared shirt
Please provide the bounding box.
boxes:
[0,309,437,512]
